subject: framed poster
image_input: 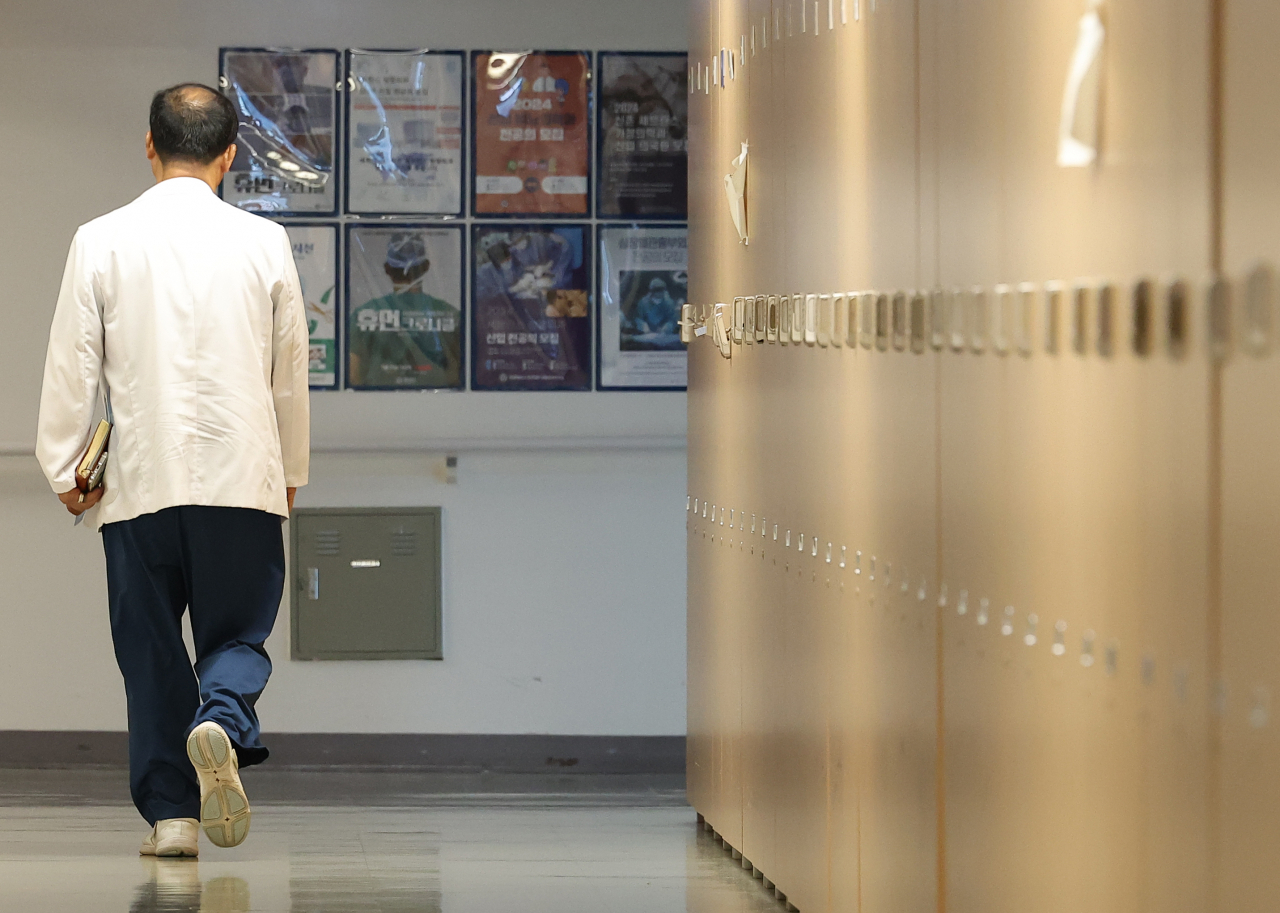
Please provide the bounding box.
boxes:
[471,224,592,390]
[345,224,465,390]
[284,223,340,389]
[345,50,465,215]
[219,48,340,215]
[597,225,688,389]
[472,51,591,217]
[596,53,689,219]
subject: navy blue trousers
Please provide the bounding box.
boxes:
[102,505,284,825]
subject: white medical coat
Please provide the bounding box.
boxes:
[36,177,310,530]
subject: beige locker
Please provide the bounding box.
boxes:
[850,356,939,913]
[940,290,1211,913]
[932,0,1212,909]
[1220,2,1280,909]
[737,0,781,888]
[773,10,842,911]
[686,0,723,837]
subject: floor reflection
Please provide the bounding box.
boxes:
[130,860,249,913]
[0,775,781,913]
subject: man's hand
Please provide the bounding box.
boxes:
[58,486,103,517]
[287,487,296,513]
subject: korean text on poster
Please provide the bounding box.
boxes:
[284,224,339,388]
[346,225,465,390]
[598,225,687,389]
[473,52,590,216]
[220,48,339,214]
[472,224,592,390]
[347,50,464,215]
[597,53,688,218]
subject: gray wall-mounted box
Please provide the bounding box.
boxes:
[290,508,442,660]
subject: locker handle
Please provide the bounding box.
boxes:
[1208,277,1231,362]
[875,294,890,351]
[1167,282,1189,358]
[305,568,319,601]
[909,292,927,354]
[892,292,908,351]
[928,289,945,351]
[1244,263,1273,357]
[969,287,987,354]
[1132,279,1153,357]
[1096,284,1116,357]
[1044,282,1064,354]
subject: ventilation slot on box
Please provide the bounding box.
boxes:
[391,530,418,557]
[315,530,341,556]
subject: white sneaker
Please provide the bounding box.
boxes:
[186,721,251,848]
[139,817,200,857]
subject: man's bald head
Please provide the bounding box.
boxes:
[149,83,238,165]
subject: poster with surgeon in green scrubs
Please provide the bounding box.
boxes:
[345,225,464,389]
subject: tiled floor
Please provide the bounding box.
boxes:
[0,769,781,913]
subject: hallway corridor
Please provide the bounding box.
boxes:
[0,770,777,913]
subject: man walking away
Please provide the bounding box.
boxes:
[35,84,310,858]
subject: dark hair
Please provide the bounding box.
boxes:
[149,83,238,164]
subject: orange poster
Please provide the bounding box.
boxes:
[472,52,591,216]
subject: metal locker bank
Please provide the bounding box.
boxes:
[685,0,1280,910]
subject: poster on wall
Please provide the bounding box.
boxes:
[471,224,592,390]
[346,50,465,215]
[472,51,591,217]
[284,224,340,389]
[345,224,465,390]
[219,48,340,215]
[597,225,687,389]
[596,53,689,219]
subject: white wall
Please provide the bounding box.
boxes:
[0,0,688,735]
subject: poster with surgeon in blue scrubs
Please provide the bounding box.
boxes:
[597,224,687,389]
[471,224,592,390]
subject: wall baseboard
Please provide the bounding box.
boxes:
[0,731,686,774]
